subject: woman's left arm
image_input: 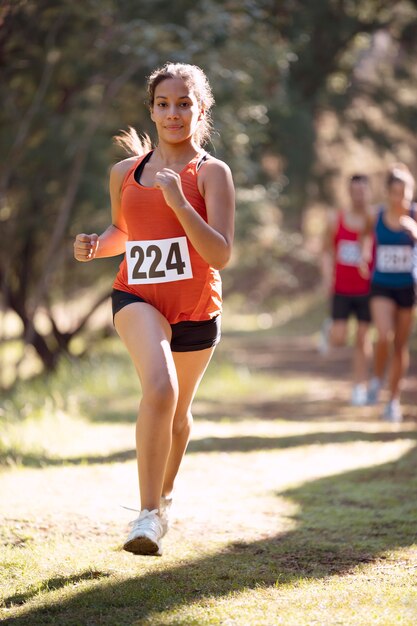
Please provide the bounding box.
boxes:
[154,160,235,270]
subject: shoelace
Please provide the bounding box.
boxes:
[121,502,169,517]
[121,505,140,514]
[122,507,161,533]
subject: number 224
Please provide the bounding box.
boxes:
[130,241,186,279]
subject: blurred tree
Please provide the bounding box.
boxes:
[188,0,417,220]
[0,0,193,374]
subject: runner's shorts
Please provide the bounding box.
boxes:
[331,293,371,322]
[369,283,416,309]
[111,288,221,352]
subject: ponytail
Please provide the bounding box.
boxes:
[113,126,152,157]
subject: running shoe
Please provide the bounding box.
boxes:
[351,384,368,406]
[367,377,382,405]
[159,495,173,537]
[382,399,403,423]
[318,318,332,354]
[123,508,163,556]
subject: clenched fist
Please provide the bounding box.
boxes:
[154,168,187,211]
[74,233,99,262]
[399,215,417,241]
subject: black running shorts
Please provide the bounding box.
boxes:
[369,283,416,309]
[331,293,371,323]
[111,289,221,352]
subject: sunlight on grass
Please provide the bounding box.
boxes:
[0,410,134,464]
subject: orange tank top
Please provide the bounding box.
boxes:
[113,151,222,324]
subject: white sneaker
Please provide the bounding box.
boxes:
[159,495,173,537]
[382,399,403,423]
[123,509,163,556]
[318,318,332,354]
[367,377,382,405]
[351,384,367,406]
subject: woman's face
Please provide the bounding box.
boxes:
[349,180,369,209]
[388,180,414,210]
[150,77,203,146]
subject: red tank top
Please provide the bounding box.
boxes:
[113,152,222,324]
[333,212,371,295]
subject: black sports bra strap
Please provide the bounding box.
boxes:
[196,153,210,171]
[134,150,153,185]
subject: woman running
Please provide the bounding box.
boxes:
[364,164,417,422]
[73,63,235,555]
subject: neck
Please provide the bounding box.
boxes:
[350,203,365,215]
[154,139,201,165]
[388,201,410,215]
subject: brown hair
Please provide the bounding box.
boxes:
[114,62,215,157]
[349,174,369,184]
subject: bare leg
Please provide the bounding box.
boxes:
[370,297,395,380]
[115,302,178,512]
[329,320,348,347]
[352,322,371,385]
[389,306,415,400]
[162,347,215,497]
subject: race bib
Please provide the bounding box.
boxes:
[376,245,413,273]
[337,240,362,266]
[126,237,193,284]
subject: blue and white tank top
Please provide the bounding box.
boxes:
[372,204,416,288]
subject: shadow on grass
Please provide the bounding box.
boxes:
[193,397,337,422]
[188,429,417,452]
[3,571,111,609]
[72,389,351,426]
[224,336,417,385]
[2,429,417,468]
[3,444,416,625]
[80,387,417,425]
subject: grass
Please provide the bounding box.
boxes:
[1,295,417,625]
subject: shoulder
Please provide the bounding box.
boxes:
[110,156,140,181]
[327,209,340,232]
[109,156,142,197]
[199,155,233,180]
[197,155,234,195]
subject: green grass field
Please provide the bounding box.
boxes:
[1,298,417,625]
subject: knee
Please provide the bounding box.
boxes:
[143,376,178,414]
[376,330,391,346]
[172,411,193,436]
[393,338,408,355]
[330,328,346,347]
[355,333,368,350]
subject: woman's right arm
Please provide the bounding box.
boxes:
[358,209,377,278]
[74,158,135,262]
